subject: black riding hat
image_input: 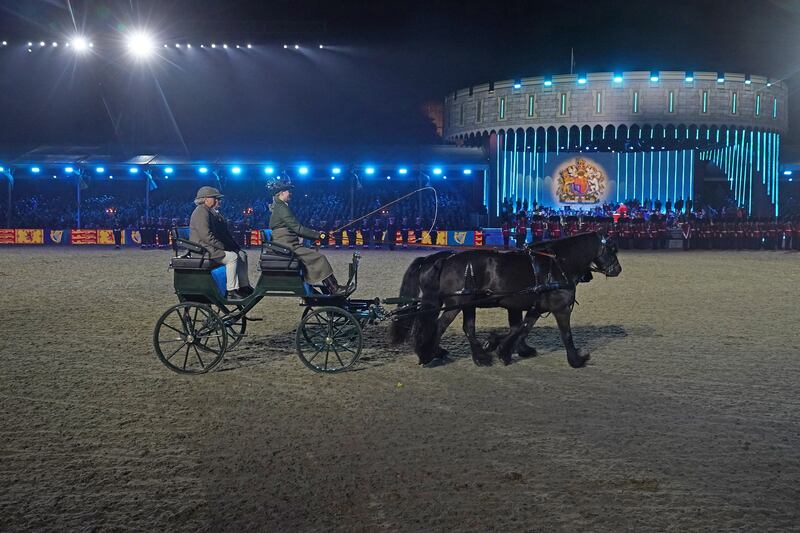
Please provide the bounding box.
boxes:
[267,177,295,195]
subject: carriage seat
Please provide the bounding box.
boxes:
[259,239,302,273]
[169,228,221,270]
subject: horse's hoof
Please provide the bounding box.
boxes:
[500,356,513,366]
[517,345,538,358]
[578,348,591,361]
[473,357,493,367]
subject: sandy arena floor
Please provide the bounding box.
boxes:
[0,246,798,531]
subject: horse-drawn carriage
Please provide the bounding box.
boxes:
[153,229,622,374]
[152,230,390,374]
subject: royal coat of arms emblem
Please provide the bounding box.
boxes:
[556,158,606,204]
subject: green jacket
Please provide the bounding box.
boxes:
[268,198,319,241]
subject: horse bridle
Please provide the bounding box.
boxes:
[589,236,619,276]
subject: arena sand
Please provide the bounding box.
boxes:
[0,247,798,531]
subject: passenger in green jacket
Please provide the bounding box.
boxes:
[267,178,346,295]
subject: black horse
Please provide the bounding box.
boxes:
[389,232,622,367]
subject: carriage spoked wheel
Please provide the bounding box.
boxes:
[212,304,247,350]
[296,306,363,373]
[153,303,228,374]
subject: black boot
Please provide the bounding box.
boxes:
[321,275,347,296]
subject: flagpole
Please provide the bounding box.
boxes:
[76,169,82,229]
[145,169,150,220]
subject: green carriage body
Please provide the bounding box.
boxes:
[153,229,384,375]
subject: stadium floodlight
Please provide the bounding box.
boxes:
[463,169,472,175]
[332,167,342,174]
[319,44,324,49]
[283,44,288,49]
[685,71,694,82]
[51,42,58,47]
[442,175,447,180]
[199,166,209,174]
[1,41,6,46]
[613,73,623,83]
[211,43,217,49]
[398,167,408,174]
[236,45,241,49]
[39,41,45,47]
[745,74,752,85]
[126,31,156,59]
[294,44,299,49]
[175,43,181,48]
[247,44,252,49]
[186,43,191,48]
[64,166,73,174]
[231,166,241,175]
[298,166,309,175]
[783,170,792,176]
[95,166,105,173]
[365,166,375,175]
[264,166,275,175]
[164,167,174,174]
[129,167,139,174]
[432,167,443,175]
[577,73,587,84]
[71,36,90,52]
[0,166,4,172]
[386,175,391,180]
[330,175,335,180]
[27,42,33,47]
[650,71,660,82]
[223,44,228,49]
[31,166,41,173]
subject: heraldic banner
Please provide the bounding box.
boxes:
[542,154,616,209]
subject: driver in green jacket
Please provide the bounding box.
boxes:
[267,178,346,295]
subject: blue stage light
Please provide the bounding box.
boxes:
[513,80,522,89]
[199,167,209,174]
[613,73,623,83]
[129,167,139,174]
[398,167,408,174]
[544,76,552,87]
[95,166,105,173]
[264,166,275,175]
[164,167,174,174]
[332,167,342,174]
[365,167,375,175]
[442,175,447,180]
[783,170,792,176]
[330,176,335,180]
[433,167,443,175]
[577,74,587,84]
[717,73,725,83]
[685,71,694,82]
[650,71,659,82]
[231,166,241,175]
[64,166,73,174]
[31,167,41,173]
[386,175,391,180]
[0,166,4,172]
[298,166,309,175]
[745,74,752,85]
[463,169,472,175]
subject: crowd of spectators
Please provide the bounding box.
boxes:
[0,179,481,231]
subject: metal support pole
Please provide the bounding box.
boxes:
[76,170,82,229]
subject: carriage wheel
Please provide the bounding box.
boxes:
[153,303,228,374]
[296,306,362,373]
[212,304,247,350]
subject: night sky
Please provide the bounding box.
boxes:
[1,0,799,153]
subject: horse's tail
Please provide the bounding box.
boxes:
[389,251,452,345]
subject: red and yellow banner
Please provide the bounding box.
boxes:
[16,229,43,244]
[70,229,98,245]
[97,230,115,245]
[0,229,17,244]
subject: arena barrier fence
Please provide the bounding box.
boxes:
[0,228,487,247]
